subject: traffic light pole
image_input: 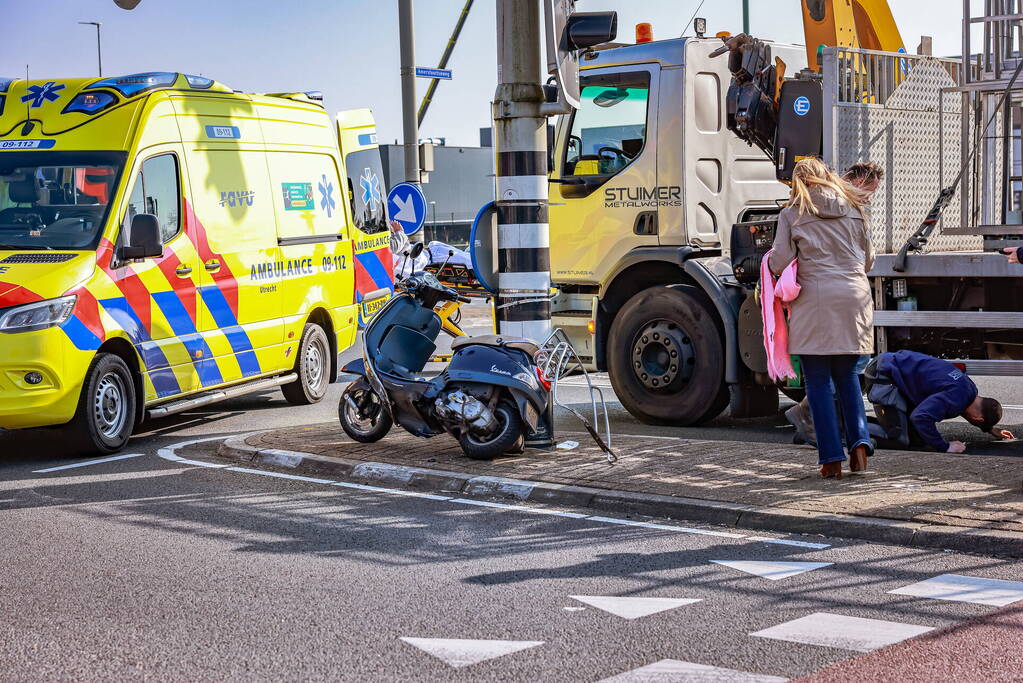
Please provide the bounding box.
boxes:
[493,0,551,344]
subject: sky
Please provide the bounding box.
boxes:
[2,0,974,147]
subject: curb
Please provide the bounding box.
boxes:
[217,436,1023,558]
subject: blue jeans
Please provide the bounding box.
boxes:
[801,354,873,465]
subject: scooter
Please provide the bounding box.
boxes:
[338,245,552,460]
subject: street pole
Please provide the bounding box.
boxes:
[493,0,551,344]
[79,22,103,76]
[398,0,420,185]
[742,0,749,34]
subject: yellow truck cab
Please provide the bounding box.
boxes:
[0,72,394,453]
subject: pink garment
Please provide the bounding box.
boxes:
[761,249,800,381]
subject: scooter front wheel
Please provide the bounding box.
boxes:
[339,381,393,443]
[458,400,523,460]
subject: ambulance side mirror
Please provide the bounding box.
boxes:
[119,214,163,261]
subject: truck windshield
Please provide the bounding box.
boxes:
[0,151,126,250]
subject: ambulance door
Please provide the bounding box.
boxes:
[115,146,204,398]
[550,65,660,285]
[184,146,282,384]
[336,110,393,321]
[265,150,355,356]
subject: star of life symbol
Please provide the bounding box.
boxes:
[360,168,381,209]
[21,81,65,108]
[318,174,336,218]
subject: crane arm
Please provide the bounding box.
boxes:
[802,0,905,70]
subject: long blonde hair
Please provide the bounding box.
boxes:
[788,157,867,215]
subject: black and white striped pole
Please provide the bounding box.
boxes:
[493,0,551,343]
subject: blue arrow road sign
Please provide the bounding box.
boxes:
[415,67,452,80]
[387,182,428,236]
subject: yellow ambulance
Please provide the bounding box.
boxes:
[0,72,394,453]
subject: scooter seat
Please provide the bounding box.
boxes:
[451,334,539,358]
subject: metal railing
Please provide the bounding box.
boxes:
[831,47,963,106]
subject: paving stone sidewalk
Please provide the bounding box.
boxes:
[244,424,1023,534]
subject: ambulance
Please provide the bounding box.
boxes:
[0,72,394,454]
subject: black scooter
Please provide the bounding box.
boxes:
[338,250,552,460]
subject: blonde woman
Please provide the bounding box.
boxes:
[769,158,875,479]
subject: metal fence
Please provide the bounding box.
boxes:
[823,47,982,254]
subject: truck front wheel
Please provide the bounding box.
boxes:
[607,287,727,426]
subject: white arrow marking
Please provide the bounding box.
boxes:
[599,659,788,682]
[711,561,833,581]
[569,595,701,620]
[392,192,418,222]
[400,637,543,668]
[33,453,144,473]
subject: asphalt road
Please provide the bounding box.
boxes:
[2,312,1022,680]
[3,432,1022,681]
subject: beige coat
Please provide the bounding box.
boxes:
[768,187,875,356]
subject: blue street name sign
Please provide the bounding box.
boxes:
[414,67,453,80]
[387,182,428,236]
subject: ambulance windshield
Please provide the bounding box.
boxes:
[0,151,125,250]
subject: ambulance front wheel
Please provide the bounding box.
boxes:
[65,352,137,455]
[282,323,331,405]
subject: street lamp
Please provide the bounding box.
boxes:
[78,21,103,76]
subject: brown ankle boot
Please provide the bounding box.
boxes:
[849,445,869,473]
[820,461,843,479]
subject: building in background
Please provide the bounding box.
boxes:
[379,143,494,247]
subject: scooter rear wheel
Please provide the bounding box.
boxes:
[339,381,392,443]
[458,400,523,460]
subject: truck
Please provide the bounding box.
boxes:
[547,34,808,425]
[547,3,1023,428]
[0,72,394,453]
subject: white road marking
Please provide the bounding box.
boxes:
[33,453,144,473]
[599,658,788,682]
[569,595,701,620]
[155,437,831,549]
[225,466,335,485]
[157,436,238,468]
[750,612,934,652]
[747,537,831,550]
[711,561,833,581]
[888,573,1023,606]
[586,516,746,538]
[400,637,543,668]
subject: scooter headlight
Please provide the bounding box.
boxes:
[0,295,77,333]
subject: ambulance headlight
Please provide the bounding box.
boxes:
[0,295,77,333]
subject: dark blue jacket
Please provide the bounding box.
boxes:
[882,350,978,451]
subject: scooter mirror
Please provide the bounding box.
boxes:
[410,242,425,260]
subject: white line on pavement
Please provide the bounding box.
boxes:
[156,436,830,549]
[33,453,144,473]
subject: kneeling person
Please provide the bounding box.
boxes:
[865,350,1007,453]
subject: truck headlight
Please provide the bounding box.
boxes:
[0,295,77,333]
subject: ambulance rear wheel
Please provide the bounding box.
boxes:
[65,353,137,455]
[608,287,726,426]
[282,323,331,405]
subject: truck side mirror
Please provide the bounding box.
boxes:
[118,214,163,261]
